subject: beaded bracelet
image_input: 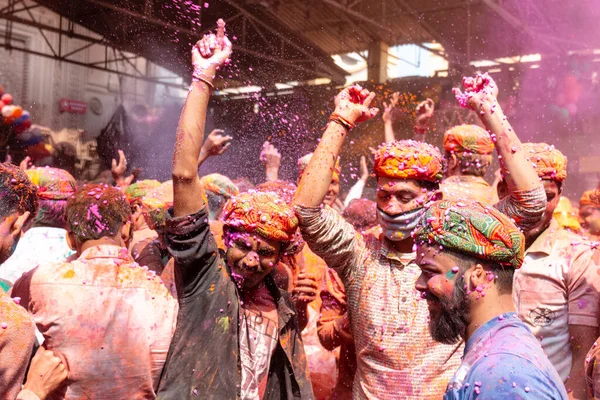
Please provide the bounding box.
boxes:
[329,113,356,130]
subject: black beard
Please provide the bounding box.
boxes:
[429,274,470,345]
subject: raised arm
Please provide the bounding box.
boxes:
[260,141,281,182]
[197,129,233,169]
[454,73,539,193]
[382,91,399,143]
[294,85,378,207]
[172,22,232,217]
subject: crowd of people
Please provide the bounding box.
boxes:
[2,20,600,400]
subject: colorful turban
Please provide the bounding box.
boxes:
[298,153,341,180]
[25,167,76,200]
[125,180,161,202]
[199,173,239,198]
[523,142,567,182]
[255,180,297,205]
[220,191,298,243]
[141,181,173,231]
[443,125,494,155]
[373,140,444,182]
[580,189,600,208]
[413,200,525,269]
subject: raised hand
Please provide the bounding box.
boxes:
[111,149,135,188]
[334,85,379,125]
[415,98,435,127]
[453,72,499,113]
[192,19,233,83]
[111,150,128,180]
[382,92,400,124]
[22,347,68,399]
[260,141,281,168]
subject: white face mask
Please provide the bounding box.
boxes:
[377,206,425,241]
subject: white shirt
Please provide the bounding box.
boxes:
[514,220,600,381]
[0,227,75,283]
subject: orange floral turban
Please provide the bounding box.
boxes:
[522,142,567,182]
[199,173,239,198]
[26,167,76,200]
[221,191,298,242]
[373,140,444,182]
[413,200,525,269]
[298,153,341,181]
[580,189,600,208]
[443,125,494,155]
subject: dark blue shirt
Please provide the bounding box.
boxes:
[444,313,568,399]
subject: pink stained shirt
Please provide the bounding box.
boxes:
[11,244,178,399]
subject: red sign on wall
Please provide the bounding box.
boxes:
[59,98,87,114]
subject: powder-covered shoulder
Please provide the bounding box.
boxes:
[465,352,567,400]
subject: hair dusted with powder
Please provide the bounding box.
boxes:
[444,249,514,295]
[0,162,38,220]
[66,183,131,243]
[34,199,68,228]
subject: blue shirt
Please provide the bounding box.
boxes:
[444,313,568,400]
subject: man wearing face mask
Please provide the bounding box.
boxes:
[294,73,547,399]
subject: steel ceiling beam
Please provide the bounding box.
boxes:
[318,0,450,60]
[221,0,346,82]
[391,0,464,63]
[481,0,561,54]
[74,0,344,83]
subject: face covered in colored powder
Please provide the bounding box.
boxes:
[415,243,470,345]
[579,205,600,235]
[225,229,281,290]
[376,177,436,241]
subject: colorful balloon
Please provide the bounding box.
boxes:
[1,93,13,105]
[2,105,12,118]
[11,106,22,119]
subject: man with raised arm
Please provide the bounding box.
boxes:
[156,25,313,400]
[293,74,546,399]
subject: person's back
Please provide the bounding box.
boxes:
[445,313,567,399]
[12,183,178,399]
